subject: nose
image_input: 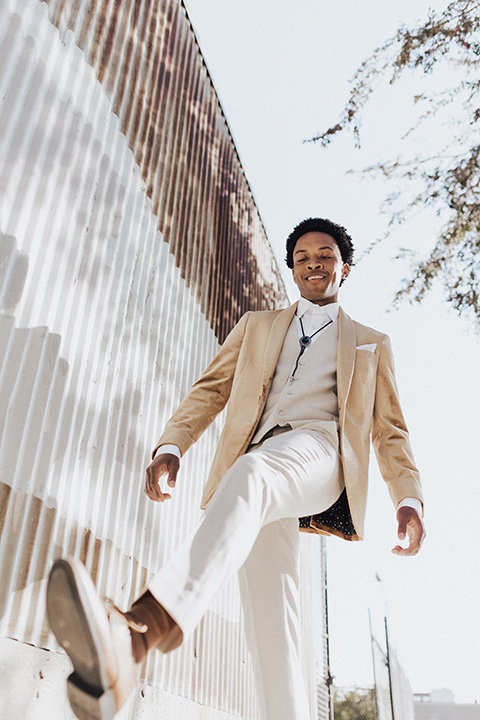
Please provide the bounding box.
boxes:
[307,257,322,269]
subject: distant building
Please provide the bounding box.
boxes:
[414,690,480,720]
[415,689,455,704]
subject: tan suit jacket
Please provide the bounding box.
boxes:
[154,303,423,540]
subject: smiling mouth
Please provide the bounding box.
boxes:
[305,275,327,281]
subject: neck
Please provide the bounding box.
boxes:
[300,296,338,307]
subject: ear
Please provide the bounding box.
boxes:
[291,267,299,286]
[341,263,350,280]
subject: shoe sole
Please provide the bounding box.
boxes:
[46,558,117,720]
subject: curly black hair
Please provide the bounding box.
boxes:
[285,217,355,270]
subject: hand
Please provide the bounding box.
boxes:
[145,453,180,502]
[392,506,426,556]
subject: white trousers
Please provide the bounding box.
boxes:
[148,424,342,720]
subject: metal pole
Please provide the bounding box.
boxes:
[368,608,381,720]
[384,615,395,720]
[321,540,335,720]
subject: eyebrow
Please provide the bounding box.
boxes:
[294,246,334,255]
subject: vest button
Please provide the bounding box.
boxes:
[278,410,285,416]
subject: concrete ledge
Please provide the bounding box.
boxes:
[0,636,244,719]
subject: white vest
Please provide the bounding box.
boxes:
[251,318,339,444]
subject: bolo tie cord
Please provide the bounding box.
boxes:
[288,316,333,385]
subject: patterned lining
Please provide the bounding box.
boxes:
[299,488,357,537]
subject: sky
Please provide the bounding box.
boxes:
[183,0,480,705]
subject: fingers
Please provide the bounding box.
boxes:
[167,462,178,488]
[391,542,421,557]
[391,506,426,557]
[396,514,408,542]
[145,453,180,503]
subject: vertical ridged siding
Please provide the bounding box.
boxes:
[41,0,287,343]
[0,1,327,718]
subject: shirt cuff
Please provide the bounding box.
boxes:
[397,497,423,516]
[154,444,182,459]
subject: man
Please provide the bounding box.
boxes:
[47,218,425,720]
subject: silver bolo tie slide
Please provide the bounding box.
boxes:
[288,317,333,385]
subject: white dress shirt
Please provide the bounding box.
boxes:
[295,297,339,344]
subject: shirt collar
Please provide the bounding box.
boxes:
[296,297,340,323]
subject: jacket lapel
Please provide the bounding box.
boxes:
[261,302,298,388]
[337,307,357,411]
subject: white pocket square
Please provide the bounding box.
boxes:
[356,343,376,353]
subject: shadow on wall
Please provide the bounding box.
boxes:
[0,234,70,497]
[0,477,149,646]
[0,233,65,637]
[0,232,197,647]
[0,234,148,641]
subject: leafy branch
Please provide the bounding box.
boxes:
[310,0,480,322]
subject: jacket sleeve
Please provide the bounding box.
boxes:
[371,336,424,509]
[152,312,249,458]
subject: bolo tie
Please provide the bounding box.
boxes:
[288,315,333,385]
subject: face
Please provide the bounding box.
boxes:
[291,232,349,305]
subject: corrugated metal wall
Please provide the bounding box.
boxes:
[38,0,286,345]
[0,1,328,718]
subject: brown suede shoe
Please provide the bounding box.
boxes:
[125,589,183,658]
[47,558,139,720]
